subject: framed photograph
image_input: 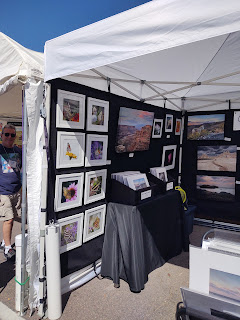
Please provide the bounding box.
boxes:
[165,114,173,132]
[55,172,84,212]
[162,145,177,170]
[56,131,85,169]
[187,114,225,140]
[126,173,150,190]
[84,169,107,205]
[152,119,163,138]
[58,213,84,254]
[87,97,109,132]
[233,111,240,131]
[56,89,85,129]
[197,145,237,172]
[83,204,106,243]
[155,167,168,182]
[175,118,181,135]
[85,134,108,167]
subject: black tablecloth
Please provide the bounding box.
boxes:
[101,190,185,292]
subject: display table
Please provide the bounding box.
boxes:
[101,190,185,292]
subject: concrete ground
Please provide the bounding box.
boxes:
[0,220,210,320]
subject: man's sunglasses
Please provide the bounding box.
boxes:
[3,133,16,137]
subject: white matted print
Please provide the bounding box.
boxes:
[162,145,177,170]
[155,167,168,182]
[58,213,84,254]
[84,169,107,205]
[126,173,150,190]
[233,111,240,131]
[152,119,163,138]
[165,114,173,132]
[85,134,108,167]
[83,204,106,243]
[175,119,181,135]
[55,173,84,212]
[56,90,85,129]
[87,97,109,132]
[56,131,85,169]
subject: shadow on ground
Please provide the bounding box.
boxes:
[0,260,15,293]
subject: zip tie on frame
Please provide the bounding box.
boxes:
[15,277,29,286]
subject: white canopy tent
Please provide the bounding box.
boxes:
[45,0,240,112]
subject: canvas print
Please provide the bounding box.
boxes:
[152,119,163,138]
[165,114,173,132]
[162,145,177,170]
[175,119,181,135]
[85,134,108,166]
[209,269,240,304]
[83,204,106,243]
[187,114,225,140]
[58,213,84,253]
[87,97,109,132]
[115,107,154,153]
[56,90,85,129]
[196,175,235,202]
[197,145,237,172]
[84,169,107,204]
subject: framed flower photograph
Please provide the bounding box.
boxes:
[87,97,109,132]
[58,213,84,254]
[55,172,84,211]
[84,169,107,205]
[56,90,85,129]
[85,134,108,167]
[162,145,177,170]
[83,204,106,243]
[175,118,181,135]
[56,131,85,169]
[152,119,163,138]
[165,114,173,132]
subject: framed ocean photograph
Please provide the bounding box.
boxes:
[115,107,154,153]
[162,145,177,170]
[126,173,150,190]
[85,134,108,167]
[196,175,235,202]
[175,118,181,135]
[55,172,84,211]
[152,119,163,138]
[58,213,84,254]
[165,114,173,132]
[56,90,85,129]
[187,114,225,140]
[56,131,85,169]
[84,169,107,204]
[197,145,237,172]
[83,204,106,243]
[87,97,109,132]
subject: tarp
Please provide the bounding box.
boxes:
[44,0,240,111]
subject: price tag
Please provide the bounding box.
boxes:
[224,137,231,141]
[141,190,152,200]
[166,182,173,191]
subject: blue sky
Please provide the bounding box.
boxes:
[0,0,151,53]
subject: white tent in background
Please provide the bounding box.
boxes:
[0,32,45,315]
[45,0,240,112]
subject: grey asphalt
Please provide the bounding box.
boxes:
[0,220,209,320]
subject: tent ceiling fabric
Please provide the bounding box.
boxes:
[44,0,240,111]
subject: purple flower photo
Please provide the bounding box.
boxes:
[90,141,103,160]
[61,221,78,246]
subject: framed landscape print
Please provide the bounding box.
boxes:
[84,169,107,204]
[87,97,109,132]
[187,114,225,140]
[56,131,85,168]
[126,173,150,190]
[175,119,181,135]
[83,204,106,243]
[58,213,84,254]
[152,119,163,138]
[85,134,108,167]
[162,145,177,170]
[165,114,173,132]
[55,172,84,211]
[56,90,85,129]
[197,145,237,172]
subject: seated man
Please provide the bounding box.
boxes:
[0,124,22,260]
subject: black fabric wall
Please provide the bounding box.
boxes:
[47,78,182,277]
[181,110,240,224]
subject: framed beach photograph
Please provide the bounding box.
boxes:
[87,97,109,132]
[197,145,237,172]
[83,204,106,243]
[84,169,107,205]
[175,118,181,135]
[85,134,108,167]
[55,172,84,212]
[165,114,173,132]
[56,89,85,129]
[162,145,177,170]
[187,114,225,140]
[56,131,85,169]
[58,213,84,254]
[152,119,163,138]
[126,173,150,191]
